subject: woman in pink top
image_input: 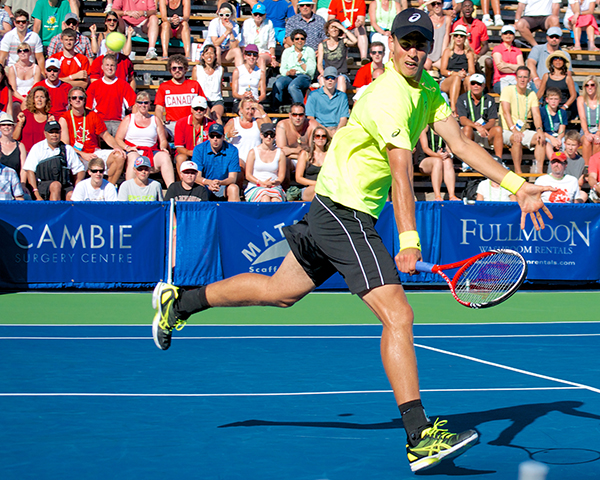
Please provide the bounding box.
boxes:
[491,25,524,94]
[115,90,175,187]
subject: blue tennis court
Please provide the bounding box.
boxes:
[2,321,600,479]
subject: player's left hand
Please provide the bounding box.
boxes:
[515,182,555,231]
[395,248,422,275]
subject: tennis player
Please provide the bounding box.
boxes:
[152,8,554,473]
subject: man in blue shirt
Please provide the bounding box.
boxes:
[306,66,349,136]
[261,0,296,45]
[192,123,241,201]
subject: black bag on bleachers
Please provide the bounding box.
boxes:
[35,142,71,186]
[461,177,482,201]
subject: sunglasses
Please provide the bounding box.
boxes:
[294,37,306,41]
[253,12,265,16]
[15,19,27,24]
[193,106,207,112]
[137,101,150,105]
[370,50,384,55]
[290,112,305,117]
[90,169,105,174]
[47,68,59,72]
[262,132,275,138]
[17,49,30,53]
[136,166,150,171]
[586,83,597,87]
[431,1,442,5]
[299,4,312,6]
[106,18,117,22]
[70,95,85,100]
[219,12,231,17]
[470,81,483,86]
[209,133,223,139]
[171,65,185,71]
[66,21,77,26]
[314,134,327,138]
[548,35,561,39]
[245,52,258,57]
[324,76,336,81]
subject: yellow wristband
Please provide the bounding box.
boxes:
[399,230,421,252]
[500,171,526,194]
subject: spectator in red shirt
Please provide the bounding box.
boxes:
[328,0,368,62]
[112,0,160,60]
[155,54,204,138]
[88,48,135,90]
[58,86,126,185]
[13,85,53,152]
[50,28,90,89]
[32,58,71,117]
[173,95,214,175]
[86,53,137,136]
[492,25,524,94]
[352,40,385,88]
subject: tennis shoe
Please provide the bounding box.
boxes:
[152,282,185,350]
[407,418,478,472]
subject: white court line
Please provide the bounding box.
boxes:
[0,386,584,398]
[3,333,600,340]
[416,343,600,394]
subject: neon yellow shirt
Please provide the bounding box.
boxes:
[315,62,452,218]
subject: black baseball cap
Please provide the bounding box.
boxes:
[45,120,61,132]
[391,8,434,42]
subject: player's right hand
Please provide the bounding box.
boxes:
[395,248,422,275]
[515,182,555,231]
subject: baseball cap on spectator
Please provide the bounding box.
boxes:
[45,121,61,132]
[470,73,485,84]
[245,44,259,54]
[65,12,79,23]
[191,96,208,109]
[180,161,199,173]
[546,26,563,37]
[209,123,225,136]
[134,156,152,169]
[46,58,61,70]
[0,113,15,125]
[252,3,266,14]
[297,0,315,4]
[391,8,434,42]
[260,123,276,134]
[323,66,338,78]
[551,151,567,163]
[500,25,516,35]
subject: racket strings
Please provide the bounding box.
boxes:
[454,253,525,304]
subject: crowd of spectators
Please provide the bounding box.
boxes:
[0,0,599,206]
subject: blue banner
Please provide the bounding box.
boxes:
[174,203,222,286]
[440,202,600,281]
[0,202,168,288]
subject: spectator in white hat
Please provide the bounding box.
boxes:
[439,25,475,115]
[164,160,209,201]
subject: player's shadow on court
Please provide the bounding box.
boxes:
[220,401,600,474]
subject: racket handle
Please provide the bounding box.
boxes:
[415,261,435,273]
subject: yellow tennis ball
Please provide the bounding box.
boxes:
[106,32,126,52]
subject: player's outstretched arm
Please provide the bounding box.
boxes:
[433,115,555,230]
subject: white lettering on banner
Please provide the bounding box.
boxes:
[13,253,133,264]
[242,243,261,262]
[14,224,134,250]
[460,219,591,247]
[165,94,196,107]
[241,224,291,268]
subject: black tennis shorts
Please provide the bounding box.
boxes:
[283,194,401,294]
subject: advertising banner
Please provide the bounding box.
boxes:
[0,202,168,288]
[440,203,600,281]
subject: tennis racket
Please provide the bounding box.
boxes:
[415,249,527,309]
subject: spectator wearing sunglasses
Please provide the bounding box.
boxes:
[89,11,130,57]
[353,40,385,88]
[7,41,40,108]
[526,27,572,92]
[33,58,71,116]
[231,44,267,112]
[32,0,78,48]
[46,12,92,58]
[422,0,450,73]
[203,3,243,67]
[155,54,205,138]
[0,9,44,68]
[192,123,241,202]
[285,0,326,52]
[305,66,349,137]
[173,95,214,175]
[276,102,319,165]
[58,86,126,185]
[242,3,278,70]
[272,28,316,111]
[71,157,118,201]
